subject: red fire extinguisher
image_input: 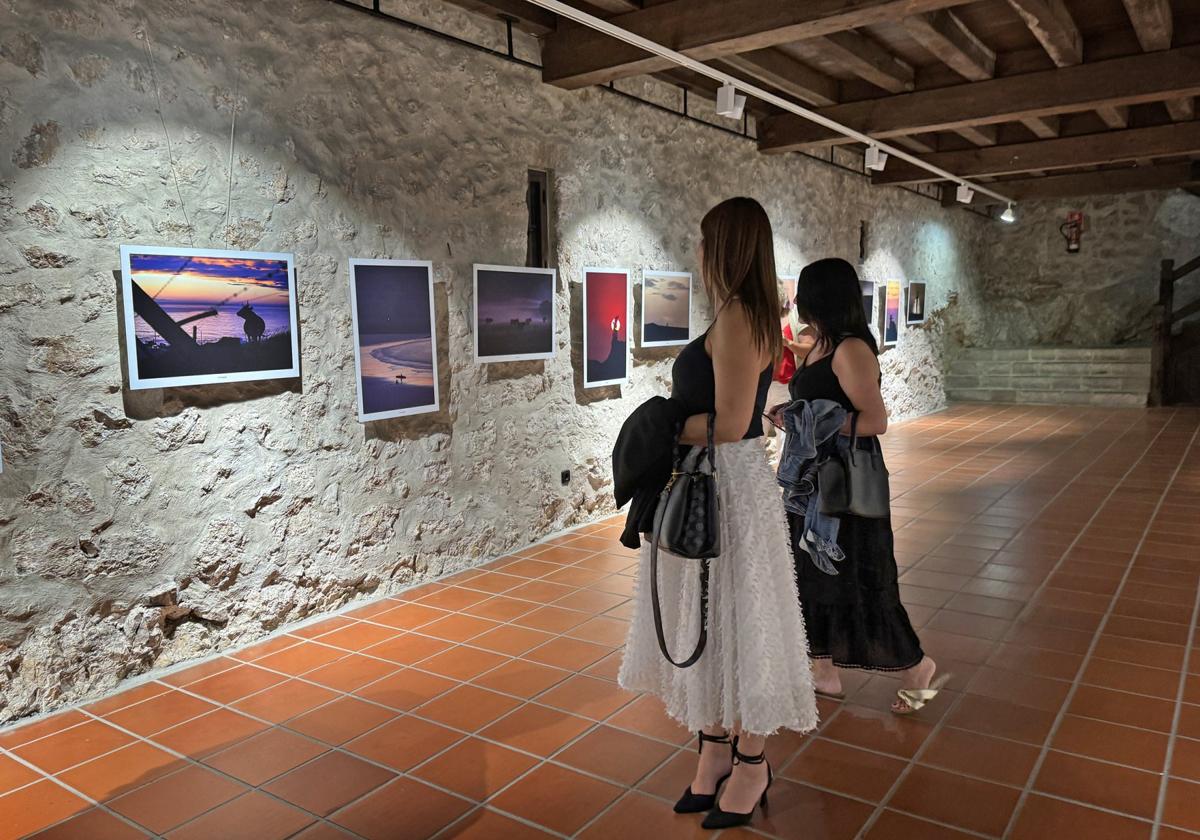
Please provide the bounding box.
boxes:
[1060,211,1084,254]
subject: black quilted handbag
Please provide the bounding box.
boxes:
[649,414,720,668]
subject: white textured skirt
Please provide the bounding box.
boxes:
[618,438,820,736]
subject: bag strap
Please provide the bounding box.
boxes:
[847,411,860,465]
[704,412,716,472]
[649,487,710,669]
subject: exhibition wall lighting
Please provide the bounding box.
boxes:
[955,184,975,204]
[1000,203,1017,223]
[865,145,888,172]
[716,82,747,120]
[522,0,1016,207]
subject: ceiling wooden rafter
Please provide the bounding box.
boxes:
[437,0,1200,203]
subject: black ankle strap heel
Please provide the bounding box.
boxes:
[701,744,773,829]
[673,731,734,814]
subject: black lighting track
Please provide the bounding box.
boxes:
[323,0,987,216]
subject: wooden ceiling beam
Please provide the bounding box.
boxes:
[758,45,1200,153]
[813,30,914,93]
[955,125,999,146]
[1122,0,1173,51]
[718,50,839,107]
[541,0,975,89]
[1021,115,1060,138]
[585,0,642,12]
[1006,0,1082,67]
[900,9,995,82]
[1096,105,1131,129]
[1167,97,1196,121]
[947,161,1200,204]
[442,0,557,35]
[872,121,1200,185]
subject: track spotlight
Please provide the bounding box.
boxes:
[1000,203,1016,223]
[955,184,975,204]
[716,83,746,119]
[865,145,888,172]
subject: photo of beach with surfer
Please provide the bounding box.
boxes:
[641,270,691,347]
[583,268,630,387]
[349,259,439,421]
[474,265,556,362]
[119,245,300,390]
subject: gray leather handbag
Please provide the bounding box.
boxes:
[818,412,890,519]
[649,414,720,668]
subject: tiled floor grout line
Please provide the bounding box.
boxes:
[1150,450,1200,840]
[1000,411,1197,839]
[855,407,1161,839]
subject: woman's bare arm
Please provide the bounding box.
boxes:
[679,303,767,445]
[830,337,888,436]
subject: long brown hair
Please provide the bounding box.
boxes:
[700,197,782,361]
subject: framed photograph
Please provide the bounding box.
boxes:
[641,270,692,347]
[119,244,300,390]
[859,279,876,326]
[583,267,631,388]
[348,259,439,422]
[473,264,557,363]
[883,279,901,347]
[906,281,927,325]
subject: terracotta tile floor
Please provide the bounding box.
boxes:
[3,403,1200,839]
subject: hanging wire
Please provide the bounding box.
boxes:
[140,27,195,248]
[223,68,240,247]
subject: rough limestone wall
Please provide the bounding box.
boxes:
[0,0,990,721]
[958,190,1200,348]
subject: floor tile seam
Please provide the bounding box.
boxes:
[922,412,1146,559]
[1003,411,1197,839]
[1151,505,1200,840]
[857,409,1163,840]
[890,406,1075,518]
[0,742,158,839]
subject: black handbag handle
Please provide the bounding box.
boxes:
[845,411,881,466]
[649,412,716,669]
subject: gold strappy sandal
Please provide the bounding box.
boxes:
[892,672,953,715]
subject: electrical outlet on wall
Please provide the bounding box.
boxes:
[561,469,571,486]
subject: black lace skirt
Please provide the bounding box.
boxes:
[789,511,924,671]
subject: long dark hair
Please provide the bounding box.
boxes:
[700,197,782,361]
[794,258,879,355]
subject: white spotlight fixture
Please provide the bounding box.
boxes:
[716,83,746,120]
[865,145,888,172]
[1000,203,1016,223]
[955,183,975,204]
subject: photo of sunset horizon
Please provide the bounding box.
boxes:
[584,268,630,388]
[641,270,691,347]
[119,245,300,390]
[350,259,439,421]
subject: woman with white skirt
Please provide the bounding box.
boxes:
[619,197,818,829]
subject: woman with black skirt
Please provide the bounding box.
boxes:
[775,258,947,714]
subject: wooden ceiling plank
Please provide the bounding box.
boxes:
[1166,96,1195,122]
[1121,0,1173,52]
[541,0,976,89]
[1021,115,1060,138]
[812,30,914,93]
[953,161,1200,204]
[758,45,1200,153]
[1096,104,1131,129]
[1006,0,1083,67]
[955,125,1000,145]
[719,50,839,106]
[900,9,996,81]
[871,121,1200,185]
[442,0,558,35]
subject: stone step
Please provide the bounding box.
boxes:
[948,345,1150,407]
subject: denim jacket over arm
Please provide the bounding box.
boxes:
[777,399,848,575]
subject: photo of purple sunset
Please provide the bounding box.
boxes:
[352,262,437,418]
[475,267,555,361]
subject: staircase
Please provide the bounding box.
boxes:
[946,347,1151,407]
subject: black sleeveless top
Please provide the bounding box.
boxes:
[671,329,772,440]
[788,337,863,410]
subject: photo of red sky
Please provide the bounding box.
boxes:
[585,271,627,363]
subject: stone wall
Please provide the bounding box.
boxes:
[0,0,990,721]
[956,190,1200,348]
